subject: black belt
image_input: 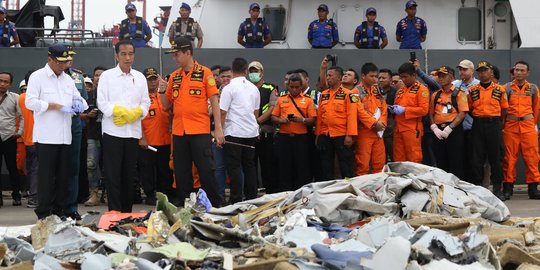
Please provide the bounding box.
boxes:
[278,133,307,137]
[473,116,500,122]
[437,122,453,129]
[507,114,533,121]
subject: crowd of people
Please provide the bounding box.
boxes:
[1,2,539,222]
[0,1,427,50]
[2,34,540,221]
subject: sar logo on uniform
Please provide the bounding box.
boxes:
[208,76,216,86]
[351,94,360,103]
[173,89,179,98]
[422,91,429,97]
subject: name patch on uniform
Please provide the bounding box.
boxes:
[409,84,420,94]
[470,89,480,101]
[189,89,202,95]
[282,99,289,103]
[191,71,204,82]
[335,93,346,100]
[321,94,330,101]
[173,75,182,83]
[492,88,502,101]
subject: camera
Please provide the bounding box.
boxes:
[287,114,295,120]
[326,54,338,66]
[409,51,416,62]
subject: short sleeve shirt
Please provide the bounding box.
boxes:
[396,16,427,49]
[165,62,218,135]
[430,87,469,124]
[354,22,387,48]
[0,21,18,47]
[238,18,271,48]
[308,20,339,48]
[272,93,317,134]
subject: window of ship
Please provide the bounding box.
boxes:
[457,7,482,43]
[263,6,286,41]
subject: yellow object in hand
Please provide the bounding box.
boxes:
[125,107,143,123]
[113,105,129,118]
[113,115,128,126]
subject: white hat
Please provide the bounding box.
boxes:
[19,80,26,89]
[84,77,93,85]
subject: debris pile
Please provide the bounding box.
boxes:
[1,162,540,269]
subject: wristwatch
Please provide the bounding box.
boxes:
[302,118,306,123]
[158,87,166,94]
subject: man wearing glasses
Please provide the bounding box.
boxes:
[25,45,88,219]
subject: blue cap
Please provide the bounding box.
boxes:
[0,6,6,14]
[406,0,418,9]
[180,2,191,12]
[366,7,376,15]
[317,4,329,12]
[249,3,260,10]
[125,3,137,12]
[48,45,72,62]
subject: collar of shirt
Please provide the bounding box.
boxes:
[511,79,529,89]
[45,63,67,79]
[442,85,456,93]
[113,65,135,77]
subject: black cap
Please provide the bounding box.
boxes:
[165,37,192,54]
[48,45,72,61]
[143,67,158,79]
[476,61,493,71]
[435,66,455,77]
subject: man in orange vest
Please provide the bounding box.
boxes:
[391,62,430,163]
[502,61,540,200]
[429,66,468,179]
[160,37,224,206]
[467,61,508,200]
[315,64,357,180]
[354,63,387,175]
[138,67,174,205]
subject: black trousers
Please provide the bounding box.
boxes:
[432,124,465,180]
[317,135,355,180]
[422,130,437,167]
[307,131,323,182]
[35,143,70,219]
[102,133,138,212]
[463,129,475,181]
[471,117,504,186]
[0,136,21,201]
[255,132,275,192]
[278,133,311,191]
[138,145,174,198]
[78,129,89,202]
[172,134,222,206]
[224,136,257,203]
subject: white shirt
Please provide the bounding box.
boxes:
[25,64,88,144]
[220,77,260,138]
[97,65,150,139]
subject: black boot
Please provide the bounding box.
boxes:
[528,183,540,200]
[503,183,514,200]
[493,184,506,201]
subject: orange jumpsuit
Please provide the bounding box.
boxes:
[353,82,388,175]
[502,81,540,184]
[393,80,430,163]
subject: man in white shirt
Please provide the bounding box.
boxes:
[0,71,23,207]
[25,45,88,219]
[220,58,260,203]
[97,40,150,212]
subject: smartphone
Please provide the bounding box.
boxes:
[410,52,416,62]
[287,114,294,120]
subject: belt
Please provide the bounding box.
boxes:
[507,114,533,121]
[473,116,500,122]
[279,133,307,137]
[437,122,453,129]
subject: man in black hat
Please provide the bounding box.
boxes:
[168,2,204,48]
[25,45,88,219]
[237,3,272,48]
[467,61,508,200]
[160,37,224,207]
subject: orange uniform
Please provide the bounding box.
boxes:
[18,93,34,147]
[165,62,219,136]
[430,86,469,125]
[467,82,508,117]
[142,93,171,146]
[272,93,317,134]
[353,82,388,175]
[393,80,430,163]
[502,80,540,184]
[315,86,358,137]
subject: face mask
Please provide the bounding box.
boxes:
[248,72,261,83]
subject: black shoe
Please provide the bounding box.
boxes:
[66,211,82,221]
[145,196,157,206]
[528,183,540,200]
[12,199,22,206]
[503,183,514,200]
